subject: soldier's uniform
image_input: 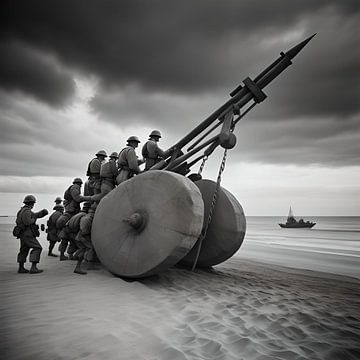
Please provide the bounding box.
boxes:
[58,178,91,260]
[46,204,64,257]
[117,137,142,184]
[56,212,72,261]
[142,130,164,170]
[100,152,118,196]
[64,178,91,215]
[86,150,107,195]
[65,208,89,260]
[73,205,97,275]
[15,195,48,273]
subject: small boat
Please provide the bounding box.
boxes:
[279,207,315,228]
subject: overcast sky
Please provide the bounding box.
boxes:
[0,0,359,215]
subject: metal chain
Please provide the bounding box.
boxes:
[198,155,208,176]
[191,148,228,271]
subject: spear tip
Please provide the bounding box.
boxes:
[286,33,316,59]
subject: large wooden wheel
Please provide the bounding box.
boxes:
[91,170,204,278]
[179,179,246,268]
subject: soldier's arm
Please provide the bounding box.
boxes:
[79,216,92,235]
[148,141,164,159]
[155,144,165,158]
[70,187,91,203]
[127,149,141,173]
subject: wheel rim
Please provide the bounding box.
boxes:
[180,179,246,268]
[92,170,204,278]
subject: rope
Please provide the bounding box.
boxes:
[191,148,228,271]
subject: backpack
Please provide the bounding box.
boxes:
[12,225,23,238]
[64,185,73,202]
[141,142,149,158]
[86,158,99,176]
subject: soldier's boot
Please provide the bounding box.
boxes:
[29,262,44,274]
[74,260,87,275]
[48,243,58,257]
[60,251,68,261]
[68,253,75,261]
[18,263,29,273]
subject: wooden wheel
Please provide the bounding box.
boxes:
[179,179,246,268]
[91,170,204,278]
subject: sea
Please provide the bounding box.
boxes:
[1,215,359,279]
[236,216,360,280]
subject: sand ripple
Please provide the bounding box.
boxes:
[1,234,360,360]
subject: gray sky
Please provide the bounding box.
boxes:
[0,0,359,215]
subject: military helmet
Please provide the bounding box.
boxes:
[109,151,118,159]
[73,177,83,184]
[96,150,108,157]
[53,204,64,211]
[127,136,140,143]
[150,130,161,138]
[23,194,36,204]
[54,196,62,203]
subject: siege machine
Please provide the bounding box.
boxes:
[91,35,315,278]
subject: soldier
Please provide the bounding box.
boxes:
[116,136,142,184]
[58,178,92,260]
[142,130,165,170]
[56,211,72,261]
[65,202,91,261]
[46,204,64,257]
[15,195,48,274]
[100,151,119,196]
[73,204,97,275]
[85,150,107,195]
[54,196,63,206]
[63,178,92,215]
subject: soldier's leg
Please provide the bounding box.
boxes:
[100,181,114,196]
[93,179,102,195]
[67,236,78,260]
[58,238,69,261]
[17,238,30,273]
[27,237,43,274]
[73,238,87,275]
[48,241,58,257]
[83,238,99,270]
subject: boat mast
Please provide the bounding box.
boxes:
[288,206,294,219]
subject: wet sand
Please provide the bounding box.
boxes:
[1,224,360,360]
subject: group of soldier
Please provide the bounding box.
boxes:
[14,130,165,275]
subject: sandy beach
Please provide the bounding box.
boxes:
[1,223,360,360]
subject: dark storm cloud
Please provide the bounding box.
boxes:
[1,0,360,172]
[1,0,359,117]
[233,115,360,166]
[0,41,75,107]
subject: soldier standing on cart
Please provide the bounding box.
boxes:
[85,150,107,195]
[117,136,142,184]
[142,130,165,170]
[99,151,119,196]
